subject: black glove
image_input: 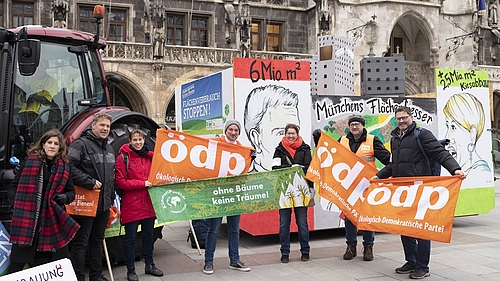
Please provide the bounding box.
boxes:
[54,194,68,205]
[27,94,49,105]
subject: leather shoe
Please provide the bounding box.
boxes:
[145,264,163,277]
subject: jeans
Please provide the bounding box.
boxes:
[70,209,110,281]
[124,217,156,269]
[401,235,430,271]
[204,215,240,264]
[279,207,310,255]
[345,218,374,245]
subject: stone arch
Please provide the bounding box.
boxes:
[104,66,154,117]
[387,10,438,94]
[161,68,220,119]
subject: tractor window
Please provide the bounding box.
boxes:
[85,51,106,104]
[12,42,85,153]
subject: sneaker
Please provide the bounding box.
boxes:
[145,264,163,277]
[343,244,357,260]
[280,255,289,263]
[395,262,416,274]
[409,269,430,279]
[363,244,373,261]
[203,263,214,275]
[126,269,139,281]
[229,261,250,272]
[92,276,109,281]
[301,253,309,261]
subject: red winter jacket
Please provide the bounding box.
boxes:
[115,144,156,225]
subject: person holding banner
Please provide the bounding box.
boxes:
[115,129,163,281]
[203,119,251,275]
[68,113,115,281]
[272,123,311,263]
[7,129,79,274]
[375,106,465,279]
[339,115,390,261]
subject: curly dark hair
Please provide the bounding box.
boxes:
[27,129,69,162]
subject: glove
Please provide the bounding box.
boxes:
[27,94,49,105]
[54,194,68,205]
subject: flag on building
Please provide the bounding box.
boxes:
[479,0,486,11]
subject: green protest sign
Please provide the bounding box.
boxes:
[148,166,309,223]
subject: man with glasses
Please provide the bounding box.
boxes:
[375,106,465,279]
[338,115,390,261]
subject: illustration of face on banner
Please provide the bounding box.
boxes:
[234,58,312,173]
[148,129,253,185]
[436,69,494,188]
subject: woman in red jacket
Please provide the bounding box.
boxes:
[115,129,163,281]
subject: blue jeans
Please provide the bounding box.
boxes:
[279,207,310,255]
[204,215,240,264]
[345,218,374,245]
[401,235,430,272]
[123,217,156,269]
[70,209,110,281]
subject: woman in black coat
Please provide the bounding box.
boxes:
[271,123,311,264]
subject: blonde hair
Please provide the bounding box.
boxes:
[443,93,485,143]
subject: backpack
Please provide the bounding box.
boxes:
[413,127,449,176]
[187,219,211,249]
[115,153,128,198]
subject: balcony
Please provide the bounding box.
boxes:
[101,41,312,67]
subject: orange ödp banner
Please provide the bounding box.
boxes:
[357,176,462,243]
[306,131,379,224]
[148,129,253,185]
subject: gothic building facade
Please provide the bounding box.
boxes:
[2,0,500,135]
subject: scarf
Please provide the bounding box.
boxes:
[282,136,303,159]
[10,155,80,252]
[130,143,151,156]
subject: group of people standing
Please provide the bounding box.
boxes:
[7,112,163,281]
[6,106,466,280]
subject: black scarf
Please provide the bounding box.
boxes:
[129,143,151,156]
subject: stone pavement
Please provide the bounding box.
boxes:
[102,175,500,281]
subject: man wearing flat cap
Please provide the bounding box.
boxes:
[338,115,390,262]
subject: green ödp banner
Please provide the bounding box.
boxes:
[149,166,309,223]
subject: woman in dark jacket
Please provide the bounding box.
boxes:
[8,129,78,273]
[271,123,311,264]
[115,129,163,281]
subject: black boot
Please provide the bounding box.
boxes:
[127,268,138,281]
[145,264,164,277]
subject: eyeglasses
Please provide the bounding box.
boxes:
[349,122,362,127]
[396,115,410,121]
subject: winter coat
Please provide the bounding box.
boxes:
[8,158,76,264]
[376,122,461,179]
[271,141,312,176]
[69,129,115,212]
[115,144,156,225]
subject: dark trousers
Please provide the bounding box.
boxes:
[401,235,431,272]
[70,209,110,281]
[123,217,156,269]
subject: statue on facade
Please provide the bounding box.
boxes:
[153,26,165,58]
[489,0,498,27]
[51,0,69,28]
[224,1,236,44]
[237,0,251,58]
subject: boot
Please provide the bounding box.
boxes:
[145,264,164,277]
[363,244,374,261]
[343,244,356,260]
[126,268,138,281]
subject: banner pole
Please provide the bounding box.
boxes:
[189,220,202,255]
[103,238,114,281]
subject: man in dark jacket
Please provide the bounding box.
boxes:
[376,106,465,279]
[339,115,390,262]
[69,112,115,281]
